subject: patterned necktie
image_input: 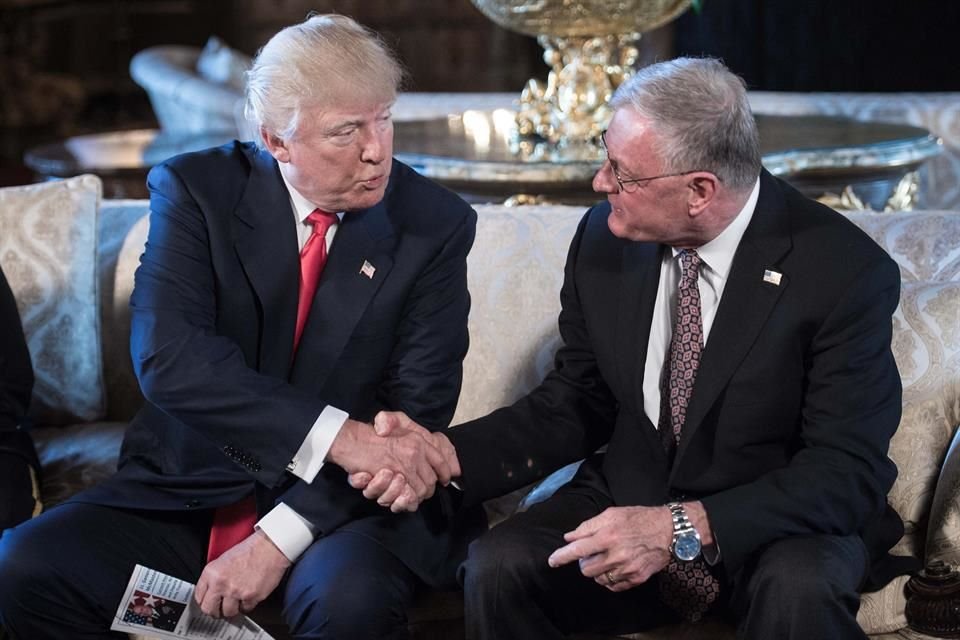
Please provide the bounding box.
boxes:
[206,208,337,562]
[656,249,720,622]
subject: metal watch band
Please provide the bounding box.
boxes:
[667,501,695,536]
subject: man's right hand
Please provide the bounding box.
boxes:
[326,416,454,512]
[346,411,461,512]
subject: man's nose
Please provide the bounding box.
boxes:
[593,159,617,194]
[360,129,387,163]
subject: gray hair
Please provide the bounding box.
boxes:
[610,57,761,191]
[245,14,404,144]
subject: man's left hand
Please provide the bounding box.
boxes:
[547,506,674,592]
[195,530,291,618]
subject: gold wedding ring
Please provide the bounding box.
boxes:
[605,571,616,585]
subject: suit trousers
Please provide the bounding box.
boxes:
[460,478,870,640]
[0,503,421,640]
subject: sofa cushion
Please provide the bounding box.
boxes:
[98,203,149,421]
[845,211,960,282]
[454,205,581,425]
[887,281,960,563]
[0,175,105,425]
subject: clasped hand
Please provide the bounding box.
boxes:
[331,412,460,512]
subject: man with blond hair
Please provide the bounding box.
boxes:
[0,15,479,639]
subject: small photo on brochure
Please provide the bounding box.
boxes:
[121,589,186,632]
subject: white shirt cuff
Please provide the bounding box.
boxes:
[286,405,349,483]
[256,502,316,562]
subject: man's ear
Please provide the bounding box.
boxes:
[687,173,719,216]
[260,127,290,163]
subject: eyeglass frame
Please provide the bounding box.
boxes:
[599,130,712,194]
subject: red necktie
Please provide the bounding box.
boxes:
[206,208,338,562]
[656,249,721,622]
[294,209,338,351]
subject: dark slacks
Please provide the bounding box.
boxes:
[460,481,870,640]
[0,503,420,640]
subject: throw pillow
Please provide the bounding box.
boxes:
[0,175,105,425]
[196,36,251,93]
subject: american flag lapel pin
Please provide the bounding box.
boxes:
[360,260,376,279]
[763,269,782,286]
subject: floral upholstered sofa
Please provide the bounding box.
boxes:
[0,175,957,639]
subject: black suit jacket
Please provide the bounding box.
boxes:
[0,266,32,431]
[0,265,35,464]
[447,171,906,585]
[75,143,482,585]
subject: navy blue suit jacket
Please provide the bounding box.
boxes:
[447,171,908,587]
[76,142,482,585]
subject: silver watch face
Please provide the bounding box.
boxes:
[674,531,702,561]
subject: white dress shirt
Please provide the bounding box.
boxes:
[641,178,760,427]
[255,172,350,561]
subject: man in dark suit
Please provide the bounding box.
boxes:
[361,58,906,639]
[0,265,39,532]
[0,14,477,640]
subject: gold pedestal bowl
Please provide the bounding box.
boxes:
[470,0,693,149]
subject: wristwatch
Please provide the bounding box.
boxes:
[667,501,702,561]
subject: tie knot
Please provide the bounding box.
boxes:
[307,209,337,236]
[679,249,701,281]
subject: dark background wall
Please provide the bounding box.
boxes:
[0,0,954,185]
[674,0,960,92]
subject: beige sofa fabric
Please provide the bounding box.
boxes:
[15,196,958,640]
[847,212,960,282]
[0,175,105,424]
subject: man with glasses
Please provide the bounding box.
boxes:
[358,57,908,639]
[0,15,479,640]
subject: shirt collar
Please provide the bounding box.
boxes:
[278,167,344,223]
[672,176,760,281]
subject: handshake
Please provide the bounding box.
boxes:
[326,411,460,513]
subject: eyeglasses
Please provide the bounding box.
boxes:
[599,130,704,194]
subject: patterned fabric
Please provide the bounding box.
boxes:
[844,211,960,283]
[0,175,105,425]
[885,281,960,568]
[658,250,704,461]
[655,250,720,623]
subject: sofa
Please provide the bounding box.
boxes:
[129,40,250,138]
[0,174,958,639]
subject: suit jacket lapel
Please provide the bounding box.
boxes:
[617,241,664,432]
[289,199,395,392]
[232,148,300,377]
[672,172,793,472]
